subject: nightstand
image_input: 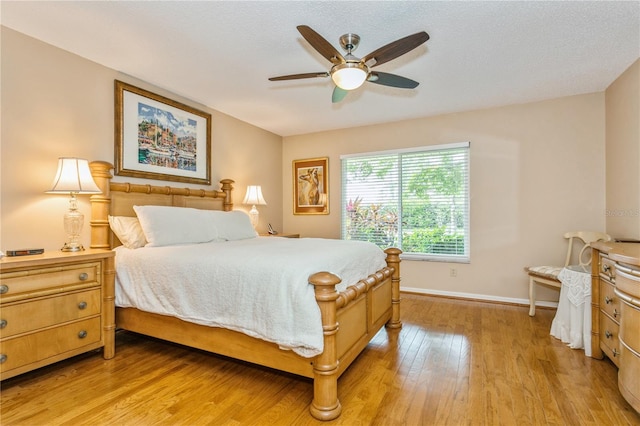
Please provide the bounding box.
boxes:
[0,249,115,380]
[259,233,300,238]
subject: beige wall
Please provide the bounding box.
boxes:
[0,27,283,251]
[283,94,607,303]
[2,26,617,305]
[605,59,640,240]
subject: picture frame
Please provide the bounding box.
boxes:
[114,80,211,185]
[293,157,329,215]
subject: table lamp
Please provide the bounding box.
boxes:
[243,185,267,230]
[46,157,102,251]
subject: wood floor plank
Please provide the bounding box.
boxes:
[2,294,639,425]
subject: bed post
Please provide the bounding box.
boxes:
[384,248,402,329]
[88,161,116,360]
[219,178,234,212]
[89,161,114,249]
[309,271,342,421]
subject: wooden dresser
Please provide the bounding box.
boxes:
[591,242,640,413]
[0,250,115,380]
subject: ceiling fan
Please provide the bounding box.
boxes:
[269,25,430,103]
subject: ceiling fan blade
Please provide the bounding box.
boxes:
[297,25,345,65]
[362,31,429,68]
[269,72,329,81]
[332,86,348,103]
[368,72,419,89]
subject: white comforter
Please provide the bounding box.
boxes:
[114,237,387,357]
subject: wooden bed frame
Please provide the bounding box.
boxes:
[88,161,401,421]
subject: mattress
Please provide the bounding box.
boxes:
[114,237,386,357]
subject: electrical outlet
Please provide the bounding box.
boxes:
[450,268,457,277]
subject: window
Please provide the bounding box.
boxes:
[341,142,470,262]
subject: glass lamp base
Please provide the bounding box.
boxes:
[61,194,85,252]
[61,242,85,252]
[249,205,259,230]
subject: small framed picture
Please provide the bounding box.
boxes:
[114,80,211,185]
[293,157,329,215]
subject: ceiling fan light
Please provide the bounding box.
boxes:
[331,62,368,90]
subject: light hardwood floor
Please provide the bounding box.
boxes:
[2,294,639,425]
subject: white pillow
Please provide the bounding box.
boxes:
[210,210,258,241]
[108,216,148,249]
[133,205,218,247]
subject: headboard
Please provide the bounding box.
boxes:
[89,161,234,249]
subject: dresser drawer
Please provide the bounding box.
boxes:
[0,262,100,301]
[617,294,640,352]
[616,265,640,299]
[0,317,101,374]
[0,289,101,338]
[600,313,620,366]
[600,280,621,322]
[600,255,616,283]
[618,342,640,412]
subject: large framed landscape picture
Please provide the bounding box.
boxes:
[114,80,211,184]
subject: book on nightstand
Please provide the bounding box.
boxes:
[5,248,45,257]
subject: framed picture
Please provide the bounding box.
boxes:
[293,157,329,215]
[114,80,211,184]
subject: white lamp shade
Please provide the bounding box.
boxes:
[243,185,267,206]
[47,158,101,194]
[331,63,368,90]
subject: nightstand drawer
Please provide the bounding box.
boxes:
[0,289,101,338]
[0,262,100,301]
[0,317,101,374]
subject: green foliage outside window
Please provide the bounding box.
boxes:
[342,145,469,259]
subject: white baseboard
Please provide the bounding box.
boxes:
[400,286,559,309]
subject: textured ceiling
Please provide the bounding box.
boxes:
[2,1,639,137]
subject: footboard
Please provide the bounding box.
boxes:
[309,247,401,420]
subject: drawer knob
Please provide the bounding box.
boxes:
[603,264,610,272]
[614,309,619,318]
[605,296,612,304]
[0,319,6,329]
[0,354,6,364]
[613,348,619,357]
[78,330,88,339]
[78,273,89,281]
[0,285,8,294]
[78,301,87,310]
[605,330,612,339]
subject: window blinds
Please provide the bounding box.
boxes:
[341,142,470,262]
